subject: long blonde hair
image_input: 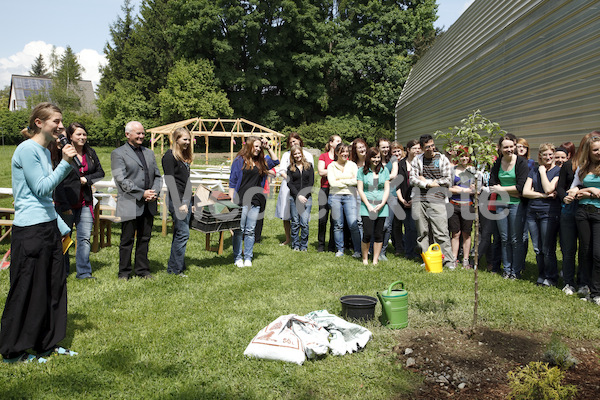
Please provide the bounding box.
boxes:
[171,127,193,164]
[288,145,311,172]
[578,135,600,180]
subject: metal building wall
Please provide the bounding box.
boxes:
[395,0,600,155]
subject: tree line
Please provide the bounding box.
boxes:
[3,0,439,148]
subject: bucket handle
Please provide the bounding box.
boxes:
[427,243,441,252]
[388,280,404,292]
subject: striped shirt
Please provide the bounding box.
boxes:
[410,152,452,203]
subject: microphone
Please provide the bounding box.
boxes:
[58,134,83,169]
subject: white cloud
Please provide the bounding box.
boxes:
[0,41,107,90]
[78,48,107,87]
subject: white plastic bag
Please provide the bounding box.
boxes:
[243,314,307,365]
[244,311,372,364]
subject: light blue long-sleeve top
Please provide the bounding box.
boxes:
[12,139,72,235]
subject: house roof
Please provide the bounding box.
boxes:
[8,74,96,112]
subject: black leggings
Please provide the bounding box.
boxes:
[362,216,385,243]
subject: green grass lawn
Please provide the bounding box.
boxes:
[0,146,599,399]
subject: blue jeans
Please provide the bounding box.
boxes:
[328,194,361,253]
[167,202,192,274]
[527,210,559,284]
[233,205,260,262]
[61,207,94,279]
[381,197,396,256]
[496,203,526,277]
[290,197,312,250]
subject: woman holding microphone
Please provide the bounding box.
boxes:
[1,103,78,363]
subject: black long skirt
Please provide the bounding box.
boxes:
[0,220,67,358]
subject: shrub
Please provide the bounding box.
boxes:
[542,332,578,370]
[283,115,393,150]
[507,362,577,400]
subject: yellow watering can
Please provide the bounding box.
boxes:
[422,243,443,273]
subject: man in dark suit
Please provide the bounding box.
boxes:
[111,121,163,280]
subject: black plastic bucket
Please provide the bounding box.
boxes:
[340,295,378,321]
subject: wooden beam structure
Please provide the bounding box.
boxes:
[147,118,285,165]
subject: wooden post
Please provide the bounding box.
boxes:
[205,135,209,165]
[161,191,168,236]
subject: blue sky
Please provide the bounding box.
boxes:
[0,0,474,89]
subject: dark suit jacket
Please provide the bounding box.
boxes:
[111,144,163,221]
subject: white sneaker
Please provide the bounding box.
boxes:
[578,285,590,297]
[335,251,344,257]
[244,259,252,267]
[592,296,600,306]
[234,259,244,268]
[562,284,575,296]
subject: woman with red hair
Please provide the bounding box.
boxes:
[229,137,279,267]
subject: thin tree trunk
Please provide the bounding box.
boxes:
[472,188,479,327]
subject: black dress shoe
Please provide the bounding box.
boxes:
[141,274,154,280]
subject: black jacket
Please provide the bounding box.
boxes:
[162,149,191,204]
[287,164,314,199]
[54,147,105,212]
[397,158,411,207]
[556,160,575,201]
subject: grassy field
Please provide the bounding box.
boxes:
[0,146,599,399]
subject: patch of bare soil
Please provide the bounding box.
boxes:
[391,327,600,399]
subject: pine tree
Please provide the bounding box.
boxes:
[48,46,59,77]
[29,54,48,77]
[55,46,83,87]
[50,46,84,110]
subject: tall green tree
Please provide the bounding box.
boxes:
[51,46,84,110]
[48,46,59,77]
[158,59,233,123]
[97,81,157,144]
[98,0,438,130]
[328,0,437,128]
[29,54,49,77]
[99,0,137,97]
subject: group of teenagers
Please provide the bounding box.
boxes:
[3,101,600,364]
[241,130,600,308]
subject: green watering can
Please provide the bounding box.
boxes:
[377,280,408,329]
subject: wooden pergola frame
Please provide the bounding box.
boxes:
[147,118,285,164]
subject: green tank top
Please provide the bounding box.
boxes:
[580,174,600,208]
[498,165,520,204]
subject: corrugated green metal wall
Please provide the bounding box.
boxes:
[395,0,600,155]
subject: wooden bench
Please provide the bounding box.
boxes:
[0,208,15,243]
